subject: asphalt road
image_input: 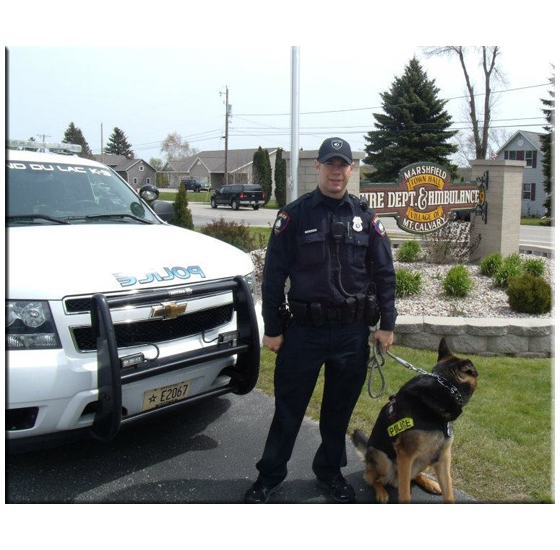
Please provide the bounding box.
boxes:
[189,201,277,228]
[6,388,476,504]
[187,202,554,249]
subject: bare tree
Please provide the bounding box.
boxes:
[454,125,509,167]
[161,132,197,161]
[423,46,505,159]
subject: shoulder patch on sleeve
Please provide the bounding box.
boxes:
[372,215,386,236]
[273,211,291,236]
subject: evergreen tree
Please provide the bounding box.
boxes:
[170,185,194,229]
[62,121,94,159]
[262,148,272,205]
[274,148,287,207]
[252,147,272,204]
[105,127,134,157]
[540,70,554,220]
[363,57,458,182]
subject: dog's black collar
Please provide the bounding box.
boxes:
[433,375,463,409]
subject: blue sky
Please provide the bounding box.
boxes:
[6,44,553,166]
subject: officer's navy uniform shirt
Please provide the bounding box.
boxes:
[262,187,397,336]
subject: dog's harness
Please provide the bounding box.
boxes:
[372,394,455,460]
[384,395,454,437]
[368,341,463,409]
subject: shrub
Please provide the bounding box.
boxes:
[507,273,552,314]
[396,240,423,262]
[443,264,473,297]
[480,253,503,277]
[493,253,523,288]
[522,257,546,277]
[170,185,194,229]
[395,269,422,298]
[200,218,255,252]
[423,221,481,264]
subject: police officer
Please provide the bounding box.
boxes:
[244,137,397,504]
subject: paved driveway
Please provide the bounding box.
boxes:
[6,389,475,504]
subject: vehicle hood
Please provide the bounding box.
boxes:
[7,224,256,299]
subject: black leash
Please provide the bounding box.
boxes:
[367,340,386,398]
[368,341,463,408]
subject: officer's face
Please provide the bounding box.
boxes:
[315,157,354,199]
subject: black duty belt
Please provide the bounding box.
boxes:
[289,296,367,326]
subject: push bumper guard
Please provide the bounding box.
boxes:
[90,275,260,441]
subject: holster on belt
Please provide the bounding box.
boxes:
[278,302,293,332]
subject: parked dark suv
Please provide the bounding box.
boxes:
[182,178,211,192]
[210,184,266,210]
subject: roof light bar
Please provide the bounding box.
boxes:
[6,139,82,154]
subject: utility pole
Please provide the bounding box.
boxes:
[220,87,232,185]
[37,133,51,143]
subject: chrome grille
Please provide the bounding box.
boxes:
[71,304,233,351]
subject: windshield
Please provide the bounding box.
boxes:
[6,158,161,225]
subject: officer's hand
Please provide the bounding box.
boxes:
[263,334,284,353]
[371,330,393,353]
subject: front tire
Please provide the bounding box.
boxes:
[211,198,218,209]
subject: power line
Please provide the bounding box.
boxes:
[235,83,550,117]
[129,82,550,154]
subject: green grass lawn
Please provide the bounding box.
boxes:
[256,345,554,503]
[521,217,552,226]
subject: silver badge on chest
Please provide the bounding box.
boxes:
[352,216,363,232]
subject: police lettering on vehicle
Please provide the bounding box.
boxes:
[113,266,206,287]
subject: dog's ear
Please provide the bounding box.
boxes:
[438,338,452,361]
[460,359,478,378]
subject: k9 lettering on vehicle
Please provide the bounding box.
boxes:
[6,140,263,452]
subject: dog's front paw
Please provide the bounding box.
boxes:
[414,473,442,494]
[374,482,389,503]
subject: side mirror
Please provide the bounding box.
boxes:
[138,184,159,202]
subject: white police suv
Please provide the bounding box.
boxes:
[6,141,263,452]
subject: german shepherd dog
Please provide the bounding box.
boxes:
[353,338,478,503]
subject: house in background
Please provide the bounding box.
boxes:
[161,148,279,189]
[94,154,157,189]
[495,130,547,218]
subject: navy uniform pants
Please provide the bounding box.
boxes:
[255,320,370,486]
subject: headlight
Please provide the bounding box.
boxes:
[6,301,61,350]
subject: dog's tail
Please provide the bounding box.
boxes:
[351,429,369,461]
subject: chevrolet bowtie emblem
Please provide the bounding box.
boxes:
[150,301,187,320]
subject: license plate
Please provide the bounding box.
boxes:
[142,380,191,411]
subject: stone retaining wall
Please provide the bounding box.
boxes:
[394,316,553,358]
